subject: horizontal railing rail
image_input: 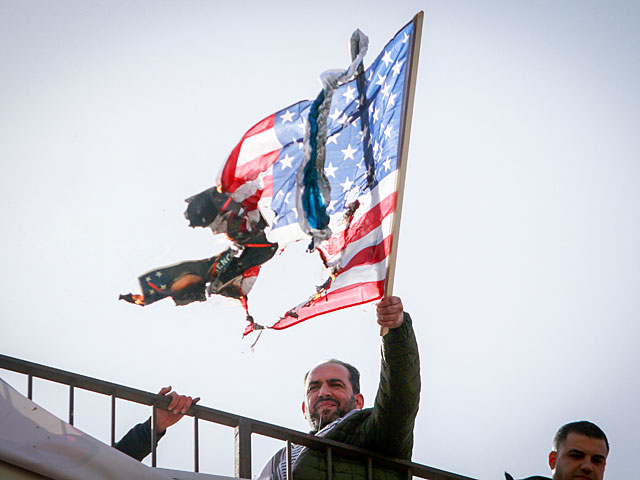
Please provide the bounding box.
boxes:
[0,353,476,480]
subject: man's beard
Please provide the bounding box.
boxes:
[553,471,596,480]
[306,396,357,433]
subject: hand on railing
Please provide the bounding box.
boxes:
[156,386,200,433]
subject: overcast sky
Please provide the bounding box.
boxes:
[1,1,639,479]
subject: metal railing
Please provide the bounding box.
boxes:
[0,354,476,480]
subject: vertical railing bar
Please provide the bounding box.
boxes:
[151,403,157,467]
[406,465,412,480]
[367,456,373,480]
[194,415,199,472]
[234,418,252,478]
[68,385,74,426]
[326,446,333,480]
[110,394,116,447]
[27,374,33,400]
[285,439,293,480]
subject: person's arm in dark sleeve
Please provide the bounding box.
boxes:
[114,417,166,461]
[367,296,421,459]
[114,386,199,461]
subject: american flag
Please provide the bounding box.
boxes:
[219,19,416,331]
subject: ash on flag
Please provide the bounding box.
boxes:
[121,14,421,334]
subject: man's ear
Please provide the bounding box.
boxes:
[301,400,306,415]
[355,393,364,409]
[548,451,557,470]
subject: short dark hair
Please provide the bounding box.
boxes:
[304,359,361,395]
[553,421,609,452]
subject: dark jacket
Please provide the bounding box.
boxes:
[114,418,165,461]
[259,312,420,480]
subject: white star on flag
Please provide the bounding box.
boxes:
[384,124,393,138]
[280,110,295,123]
[358,126,369,140]
[340,176,354,192]
[341,144,357,160]
[343,86,356,102]
[392,60,403,76]
[375,73,386,86]
[381,50,393,67]
[324,162,338,178]
[280,153,294,169]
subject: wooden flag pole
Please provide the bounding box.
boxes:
[381,11,424,336]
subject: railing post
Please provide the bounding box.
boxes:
[151,403,158,467]
[194,415,200,472]
[110,394,116,447]
[27,374,33,400]
[326,446,333,480]
[234,418,252,479]
[285,440,292,480]
[68,385,74,426]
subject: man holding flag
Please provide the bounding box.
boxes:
[258,295,420,480]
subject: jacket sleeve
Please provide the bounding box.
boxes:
[366,311,421,459]
[114,417,166,461]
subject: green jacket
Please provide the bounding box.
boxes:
[260,312,420,480]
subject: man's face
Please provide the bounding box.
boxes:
[302,363,364,432]
[549,433,608,480]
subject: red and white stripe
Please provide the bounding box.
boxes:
[218,113,280,211]
[271,172,398,330]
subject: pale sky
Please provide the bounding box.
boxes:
[1,1,639,479]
